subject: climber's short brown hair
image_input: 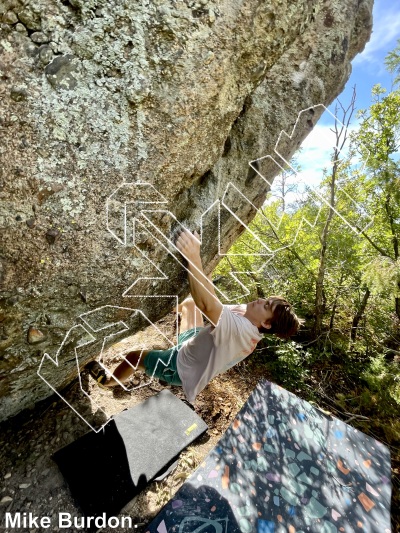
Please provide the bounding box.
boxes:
[259,295,301,339]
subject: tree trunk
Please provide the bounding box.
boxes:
[312,169,336,338]
[248,272,266,298]
[312,93,356,339]
[313,241,329,337]
[350,287,371,341]
[329,271,345,330]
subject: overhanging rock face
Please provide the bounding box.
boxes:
[0,0,372,422]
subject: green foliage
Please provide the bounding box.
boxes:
[362,257,400,297]
[385,37,400,85]
[360,352,400,417]
[270,342,308,387]
[256,340,315,391]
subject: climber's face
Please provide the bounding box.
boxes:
[244,298,276,329]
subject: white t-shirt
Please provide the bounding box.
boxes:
[176,304,262,403]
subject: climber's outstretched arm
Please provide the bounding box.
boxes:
[176,230,223,326]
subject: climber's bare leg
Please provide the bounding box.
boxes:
[101,288,210,387]
[179,297,204,333]
[177,274,211,331]
[103,349,149,387]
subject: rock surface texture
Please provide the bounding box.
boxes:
[0,0,372,422]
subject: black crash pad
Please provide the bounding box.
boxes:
[146,380,392,533]
[53,390,207,521]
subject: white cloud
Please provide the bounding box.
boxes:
[297,122,359,174]
[265,121,363,208]
[263,109,367,214]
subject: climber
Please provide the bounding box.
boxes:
[86,229,301,403]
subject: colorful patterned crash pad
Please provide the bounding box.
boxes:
[146,379,392,533]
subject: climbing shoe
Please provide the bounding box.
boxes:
[86,361,107,388]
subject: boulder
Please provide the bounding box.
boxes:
[0,0,373,422]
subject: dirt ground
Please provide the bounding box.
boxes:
[0,313,263,532]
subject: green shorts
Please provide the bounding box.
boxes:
[144,327,203,385]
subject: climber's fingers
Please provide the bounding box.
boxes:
[176,229,201,261]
